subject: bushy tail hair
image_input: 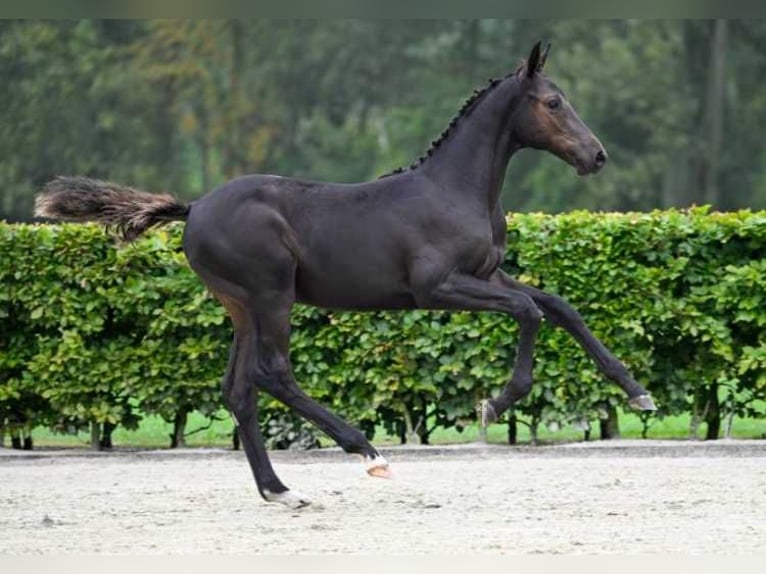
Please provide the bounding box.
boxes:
[35,176,190,241]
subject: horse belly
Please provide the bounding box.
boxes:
[294,261,415,310]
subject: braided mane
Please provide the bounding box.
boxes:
[379,70,519,179]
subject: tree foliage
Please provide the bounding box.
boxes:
[2,20,765,221]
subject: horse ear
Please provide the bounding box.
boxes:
[540,42,551,71]
[526,41,542,78]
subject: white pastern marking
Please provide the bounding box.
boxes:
[365,454,393,478]
[263,489,312,509]
[365,454,389,472]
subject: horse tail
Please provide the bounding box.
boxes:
[35,176,190,242]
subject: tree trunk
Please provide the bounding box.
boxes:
[689,388,708,440]
[640,413,652,439]
[705,384,720,440]
[169,409,188,448]
[459,20,481,77]
[689,411,700,440]
[11,432,22,450]
[507,412,517,445]
[402,407,425,445]
[225,19,245,176]
[702,19,727,208]
[232,428,240,451]
[158,80,182,195]
[724,409,735,439]
[415,417,430,445]
[23,428,33,450]
[599,404,621,440]
[99,422,114,450]
[397,420,407,445]
[90,421,100,450]
[530,414,540,445]
[199,107,211,192]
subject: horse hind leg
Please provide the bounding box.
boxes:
[246,305,391,479]
[188,215,390,505]
[210,284,391,509]
[216,296,311,508]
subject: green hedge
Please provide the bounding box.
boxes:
[1,208,764,447]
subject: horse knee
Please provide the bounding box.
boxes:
[509,374,534,400]
[542,293,583,327]
[516,295,543,325]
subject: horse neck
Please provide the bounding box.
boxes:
[421,77,522,209]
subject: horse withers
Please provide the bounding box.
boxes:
[35,42,656,508]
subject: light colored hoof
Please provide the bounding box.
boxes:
[365,454,392,479]
[263,489,312,509]
[478,399,497,427]
[628,394,657,411]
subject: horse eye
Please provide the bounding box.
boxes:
[547,98,561,110]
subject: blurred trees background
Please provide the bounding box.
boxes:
[2,19,765,221]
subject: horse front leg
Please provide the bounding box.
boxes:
[415,271,543,425]
[492,270,656,411]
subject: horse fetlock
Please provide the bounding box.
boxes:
[262,488,313,509]
[628,394,657,411]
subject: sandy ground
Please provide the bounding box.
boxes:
[1,440,764,555]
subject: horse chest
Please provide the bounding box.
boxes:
[444,223,499,278]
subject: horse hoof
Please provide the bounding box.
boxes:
[478,399,497,427]
[263,489,312,509]
[628,394,657,411]
[365,454,392,479]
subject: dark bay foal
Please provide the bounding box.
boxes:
[36,42,655,508]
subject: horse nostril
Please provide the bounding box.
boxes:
[595,150,607,168]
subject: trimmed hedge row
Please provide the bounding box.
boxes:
[1,208,764,447]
